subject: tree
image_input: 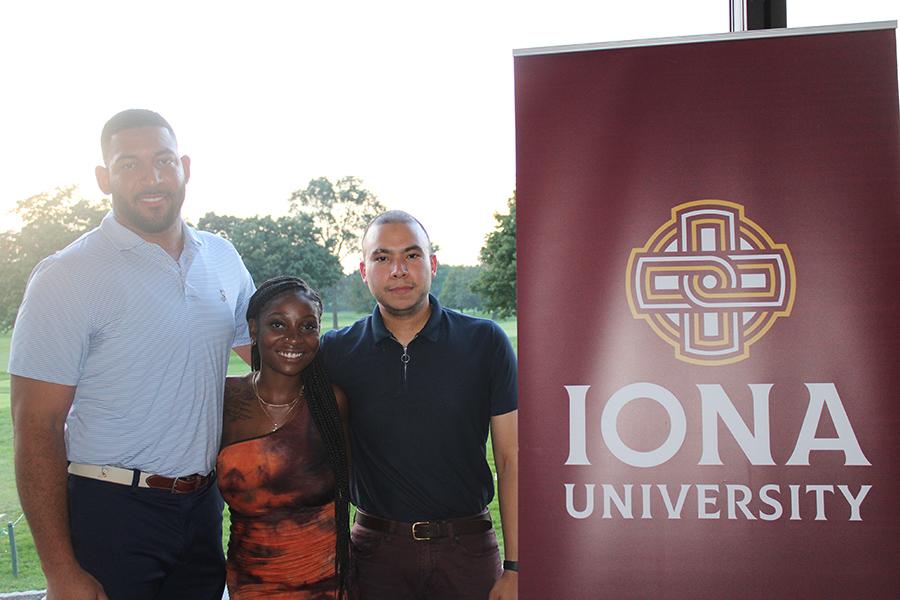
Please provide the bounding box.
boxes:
[197,213,342,293]
[438,265,484,313]
[473,194,516,317]
[288,176,385,328]
[0,186,108,330]
[336,272,376,315]
[430,262,449,298]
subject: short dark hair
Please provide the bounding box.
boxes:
[361,210,432,254]
[100,109,176,163]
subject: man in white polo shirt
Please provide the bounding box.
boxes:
[9,109,255,600]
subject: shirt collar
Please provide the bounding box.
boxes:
[100,211,202,251]
[183,222,203,249]
[371,293,443,344]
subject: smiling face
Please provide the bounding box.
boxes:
[249,291,321,379]
[95,125,190,238]
[360,221,438,319]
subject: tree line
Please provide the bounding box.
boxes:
[0,180,517,331]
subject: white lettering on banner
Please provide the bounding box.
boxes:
[659,484,691,519]
[601,383,687,467]
[699,384,774,465]
[564,483,595,519]
[759,484,783,521]
[697,484,720,519]
[837,484,871,521]
[787,384,871,466]
[565,382,869,466]
[564,385,590,465]
[726,484,755,519]
[602,484,633,518]
[790,484,801,521]
[562,383,873,522]
[563,483,873,521]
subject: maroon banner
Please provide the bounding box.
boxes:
[515,24,899,599]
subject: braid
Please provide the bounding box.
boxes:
[302,354,351,598]
[245,277,350,597]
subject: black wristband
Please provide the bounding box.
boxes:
[503,560,518,572]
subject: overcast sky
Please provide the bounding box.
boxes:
[1,1,896,268]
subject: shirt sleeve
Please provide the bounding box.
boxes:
[489,321,518,416]
[231,258,255,348]
[8,259,90,386]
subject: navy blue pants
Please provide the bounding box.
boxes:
[67,473,226,600]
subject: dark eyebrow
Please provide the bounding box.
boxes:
[371,245,424,256]
[111,150,176,166]
[110,153,138,165]
[265,310,318,318]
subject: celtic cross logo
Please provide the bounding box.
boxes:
[626,200,796,365]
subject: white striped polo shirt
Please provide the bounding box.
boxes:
[9,212,255,476]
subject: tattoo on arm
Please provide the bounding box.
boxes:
[224,384,256,422]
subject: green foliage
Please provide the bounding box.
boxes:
[336,272,375,314]
[0,187,108,331]
[430,263,449,297]
[473,194,516,317]
[438,265,484,313]
[198,212,342,294]
[288,176,385,328]
[288,176,386,263]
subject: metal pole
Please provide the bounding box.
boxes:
[730,0,748,32]
[7,521,18,577]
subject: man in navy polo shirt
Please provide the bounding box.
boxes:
[320,210,518,599]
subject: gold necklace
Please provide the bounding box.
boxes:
[251,372,303,431]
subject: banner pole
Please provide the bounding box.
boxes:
[729,0,748,32]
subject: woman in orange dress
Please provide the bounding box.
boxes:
[217,277,350,599]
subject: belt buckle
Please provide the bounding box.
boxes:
[171,474,200,494]
[411,521,435,541]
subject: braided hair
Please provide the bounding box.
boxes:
[246,276,351,598]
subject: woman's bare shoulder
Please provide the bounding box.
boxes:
[225,373,253,392]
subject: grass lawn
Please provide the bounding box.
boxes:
[1,311,517,592]
[0,332,46,592]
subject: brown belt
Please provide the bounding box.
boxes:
[355,510,492,541]
[67,463,212,494]
[144,473,212,493]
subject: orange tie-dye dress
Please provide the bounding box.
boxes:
[217,405,338,599]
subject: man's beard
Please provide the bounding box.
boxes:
[113,188,185,234]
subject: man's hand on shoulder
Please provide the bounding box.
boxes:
[488,569,518,600]
[46,566,109,600]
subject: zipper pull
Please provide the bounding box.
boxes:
[401,345,410,384]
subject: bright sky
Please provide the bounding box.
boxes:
[1,1,896,268]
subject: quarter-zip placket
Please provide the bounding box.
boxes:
[400,344,410,389]
[392,334,418,393]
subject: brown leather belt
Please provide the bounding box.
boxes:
[67,463,212,494]
[355,510,492,541]
[144,473,211,493]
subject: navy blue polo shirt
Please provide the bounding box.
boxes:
[320,295,517,522]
